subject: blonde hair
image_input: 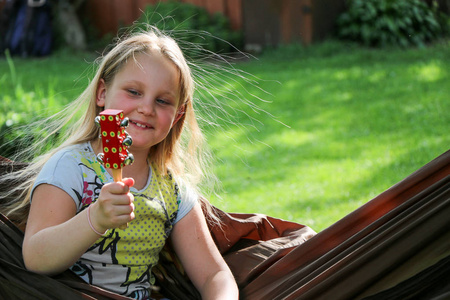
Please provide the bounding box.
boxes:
[0,28,218,228]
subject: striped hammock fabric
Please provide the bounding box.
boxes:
[0,150,449,299]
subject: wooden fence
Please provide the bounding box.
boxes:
[83,0,351,47]
[84,0,349,47]
[83,0,242,35]
[2,0,448,48]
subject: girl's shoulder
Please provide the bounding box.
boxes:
[33,142,104,210]
[47,142,94,164]
[58,142,93,156]
[40,142,97,177]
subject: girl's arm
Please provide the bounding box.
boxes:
[23,180,134,275]
[170,203,239,300]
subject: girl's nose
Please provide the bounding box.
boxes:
[137,99,156,116]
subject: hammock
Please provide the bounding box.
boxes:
[0,150,449,299]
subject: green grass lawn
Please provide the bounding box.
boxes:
[199,40,450,231]
[0,49,95,135]
[1,41,449,232]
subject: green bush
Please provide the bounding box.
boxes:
[134,1,242,56]
[337,0,448,47]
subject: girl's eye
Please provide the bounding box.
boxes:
[157,98,169,105]
[127,89,140,96]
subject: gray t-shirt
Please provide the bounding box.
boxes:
[32,142,197,299]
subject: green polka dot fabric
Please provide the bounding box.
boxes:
[32,143,182,299]
[71,146,179,297]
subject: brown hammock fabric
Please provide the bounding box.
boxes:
[0,150,449,299]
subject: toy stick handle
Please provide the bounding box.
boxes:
[112,168,122,182]
[112,169,128,230]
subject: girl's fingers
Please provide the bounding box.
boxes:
[107,182,130,194]
[93,201,134,229]
[112,203,135,226]
[104,181,134,199]
[122,177,135,188]
[115,202,135,216]
[108,178,135,194]
[95,180,135,228]
[108,193,134,207]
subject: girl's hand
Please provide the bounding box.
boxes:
[90,178,135,232]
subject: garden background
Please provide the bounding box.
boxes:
[0,0,449,232]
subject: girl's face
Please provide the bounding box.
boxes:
[96,52,181,153]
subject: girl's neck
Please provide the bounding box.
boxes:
[122,148,150,189]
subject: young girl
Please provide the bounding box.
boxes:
[5,28,238,299]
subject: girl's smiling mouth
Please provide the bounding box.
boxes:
[130,120,152,129]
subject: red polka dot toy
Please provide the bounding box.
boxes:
[95,109,134,229]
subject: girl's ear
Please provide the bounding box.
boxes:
[172,104,186,127]
[96,79,106,108]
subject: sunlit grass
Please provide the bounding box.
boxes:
[205,40,450,231]
[1,40,449,231]
[0,50,95,157]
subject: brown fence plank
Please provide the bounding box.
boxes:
[84,0,243,36]
[226,0,242,30]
